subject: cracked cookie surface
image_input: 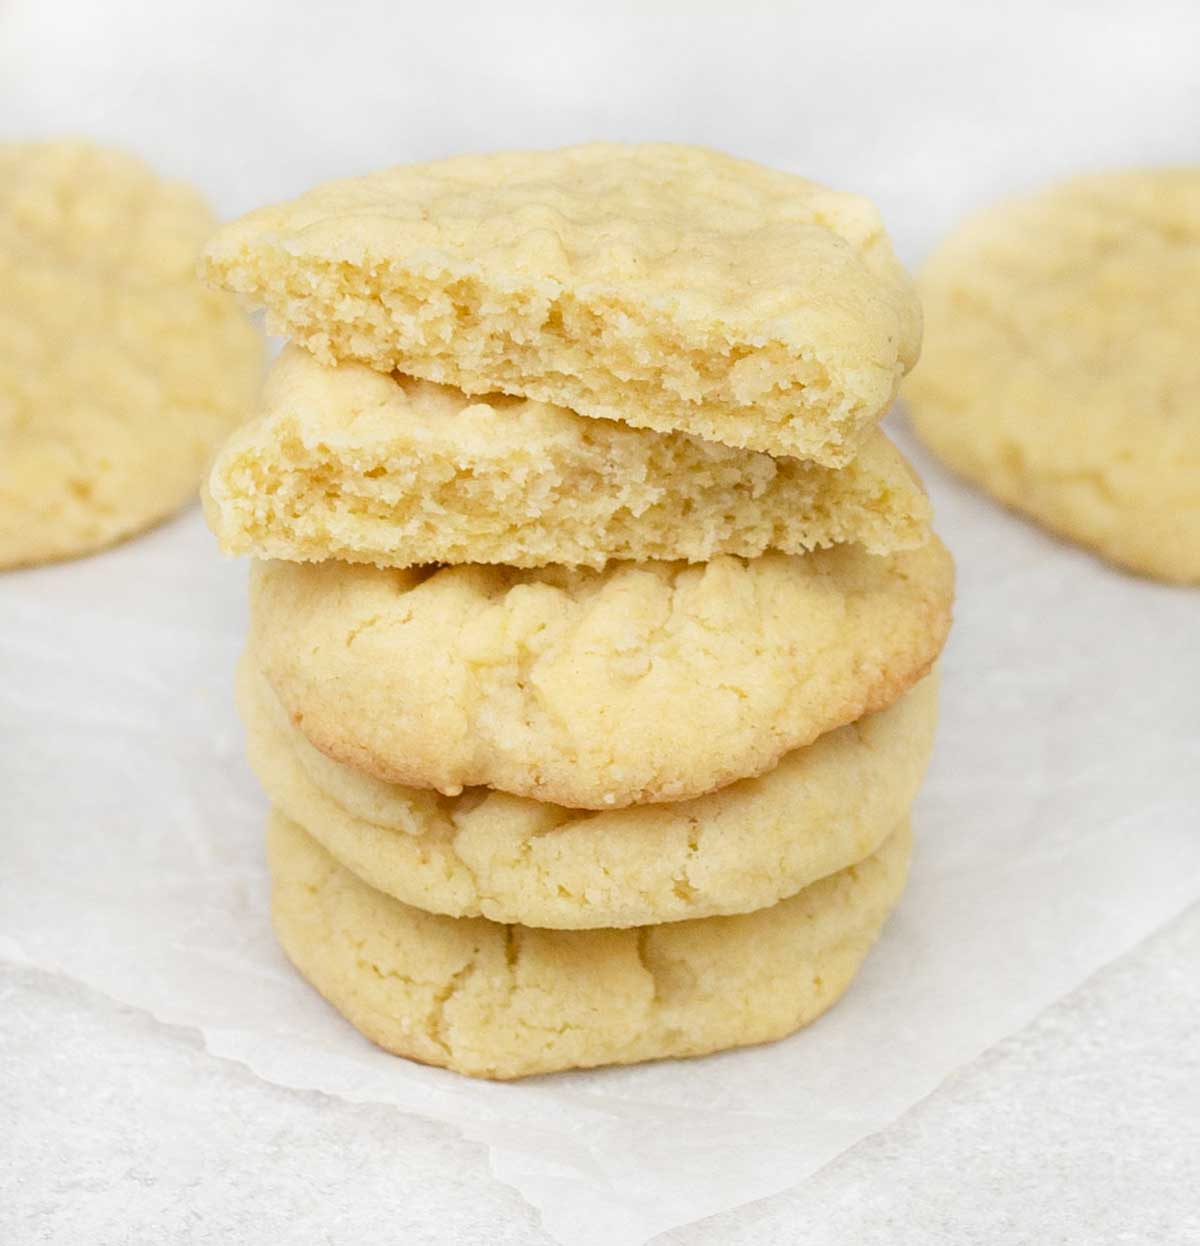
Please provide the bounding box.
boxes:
[241,654,936,928]
[904,168,1200,583]
[268,810,911,1079]
[0,140,263,567]
[249,538,954,809]
[202,143,920,465]
[206,345,932,568]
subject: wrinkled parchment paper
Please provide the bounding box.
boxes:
[3,425,1198,1245]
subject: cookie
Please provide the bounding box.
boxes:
[268,810,911,1079]
[241,652,936,928]
[202,143,920,465]
[0,140,263,568]
[905,168,1200,583]
[206,346,933,569]
[250,538,952,809]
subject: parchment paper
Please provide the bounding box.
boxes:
[3,425,1198,1245]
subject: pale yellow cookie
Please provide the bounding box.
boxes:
[203,144,920,465]
[905,168,1200,583]
[0,140,263,568]
[250,539,953,809]
[240,653,936,928]
[206,345,932,569]
[269,810,911,1079]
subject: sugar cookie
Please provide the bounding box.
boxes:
[906,168,1200,583]
[269,810,911,1079]
[206,345,932,569]
[249,539,954,808]
[0,140,262,567]
[242,655,936,928]
[204,144,919,464]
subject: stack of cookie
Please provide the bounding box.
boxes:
[202,145,954,1080]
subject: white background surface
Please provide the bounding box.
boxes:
[3,2,1199,1243]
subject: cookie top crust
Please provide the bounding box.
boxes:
[249,538,953,809]
[0,140,263,567]
[203,144,920,464]
[905,167,1200,583]
[204,345,932,568]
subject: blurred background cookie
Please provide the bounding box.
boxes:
[904,168,1200,583]
[0,140,263,568]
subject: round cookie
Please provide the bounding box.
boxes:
[0,140,263,568]
[268,810,912,1079]
[203,143,921,465]
[905,168,1200,583]
[250,538,954,809]
[205,344,933,569]
[240,654,937,928]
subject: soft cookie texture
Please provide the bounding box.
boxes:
[241,655,937,928]
[269,811,911,1079]
[206,346,933,568]
[0,140,263,568]
[905,168,1200,583]
[203,144,921,464]
[250,538,953,809]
